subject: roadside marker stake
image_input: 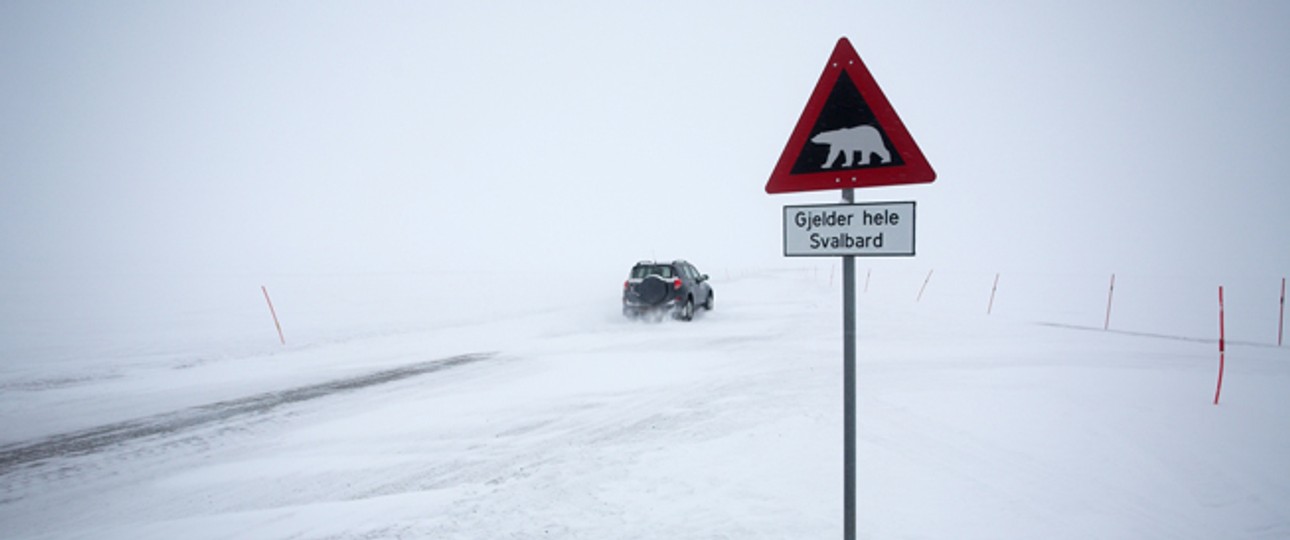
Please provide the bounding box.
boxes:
[987,273,1000,315]
[917,269,933,302]
[1214,286,1226,405]
[1104,273,1116,330]
[262,285,286,345]
[1279,277,1285,347]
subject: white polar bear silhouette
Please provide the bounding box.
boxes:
[810,125,891,169]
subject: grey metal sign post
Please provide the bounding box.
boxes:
[782,192,916,538]
[764,37,936,540]
[841,189,857,538]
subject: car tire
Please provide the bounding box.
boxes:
[678,298,694,321]
[703,291,714,311]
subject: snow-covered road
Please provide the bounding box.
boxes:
[2,269,1287,539]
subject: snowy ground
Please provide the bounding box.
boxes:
[1,266,1288,539]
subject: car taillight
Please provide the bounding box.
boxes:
[672,278,682,290]
[624,280,629,290]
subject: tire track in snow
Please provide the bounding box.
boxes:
[0,352,495,476]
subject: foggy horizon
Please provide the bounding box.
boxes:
[3,2,1288,282]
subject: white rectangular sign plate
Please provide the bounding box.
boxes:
[783,201,915,257]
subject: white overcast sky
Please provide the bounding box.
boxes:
[2,1,1288,281]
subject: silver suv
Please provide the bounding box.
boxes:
[622,260,714,321]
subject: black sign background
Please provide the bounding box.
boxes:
[790,71,905,174]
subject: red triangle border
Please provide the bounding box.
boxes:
[765,37,935,194]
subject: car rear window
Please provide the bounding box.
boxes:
[631,265,674,279]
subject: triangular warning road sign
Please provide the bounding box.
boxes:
[765,37,935,194]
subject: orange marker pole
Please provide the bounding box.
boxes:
[1214,286,1225,405]
[262,285,285,345]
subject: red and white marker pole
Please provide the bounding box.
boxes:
[262,285,286,345]
[1214,286,1225,405]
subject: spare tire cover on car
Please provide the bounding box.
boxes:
[635,275,670,305]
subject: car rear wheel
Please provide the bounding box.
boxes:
[678,298,694,321]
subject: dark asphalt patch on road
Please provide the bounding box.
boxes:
[0,352,496,476]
